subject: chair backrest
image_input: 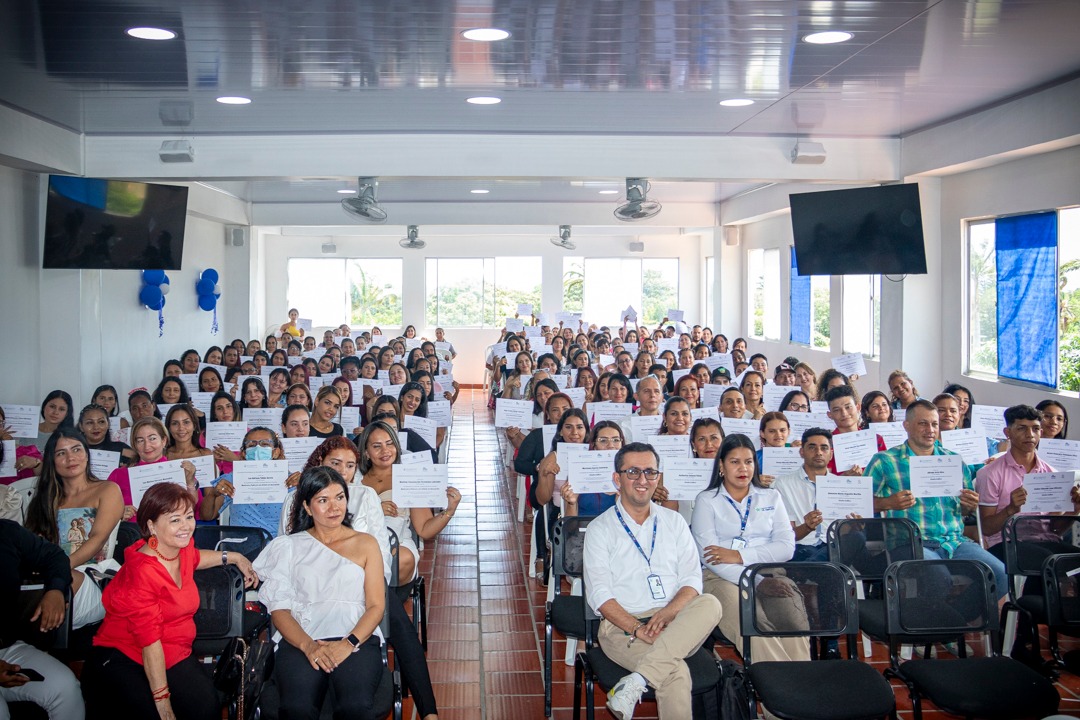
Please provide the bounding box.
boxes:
[193,565,245,640]
[1002,514,1080,578]
[883,559,998,646]
[10,477,36,512]
[737,562,858,663]
[551,515,594,588]
[826,517,922,580]
[194,525,274,562]
[1042,553,1080,628]
[387,528,401,588]
[16,584,71,650]
[112,522,142,564]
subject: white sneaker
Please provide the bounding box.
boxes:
[606,673,646,720]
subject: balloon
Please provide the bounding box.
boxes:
[142,269,166,286]
[213,283,222,296]
[196,277,215,295]
[201,268,219,284]
[198,294,217,311]
[160,282,170,296]
[139,284,163,309]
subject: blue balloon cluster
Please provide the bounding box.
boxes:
[197,268,221,311]
[140,269,170,310]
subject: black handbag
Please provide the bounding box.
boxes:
[718,659,753,720]
[214,636,275,720]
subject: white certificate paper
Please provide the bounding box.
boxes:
[650,434,691,470]
[399,450,433,466]
[206,421,247,452]
[1038,439,1080,472]
[762,384,793,412]
[392,464,448,508]
[0,440,15,478]
[567,450,618,494]
[563,387,587,407]
[1022,471,1077,513]
[0,405,38,438]
[690,407,720,423]
[831,430,879,472]
[404,415,438,447]
[338,406,360,433]
[231,460,290,505]
[970,405,1009,440]
[941,428,988,466]
[556,443,590,481]
[495,399,534,429]
[662,458,713,501]
[831,353,867,378]
[243,407,281,431]
[190,392,215,416]
[816,474,874,521]
[762,447,802,476]
[89,449,121,480]
[281,437,322,473]
[186,454,217,488]
[630,414,663,439]
[426,400,452,428]
[700,385,725,408]
[589,402,633,423]
[721,418,760,449]
[786,412,834,440]
[909,454,964,498]
[870,422,907,451]
[129,460,187,507]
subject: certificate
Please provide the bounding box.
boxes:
[178,373,201,396]
[567,450,617,494]
[691,407,720,423]
[831,353,867,378]
[281,436,322,473]
[542,424,558,452]
[811,401,829,414]
[392,464,448,508]
[971,405,1009,440]
[1022,471,1077,513]
[187,454,217,488]
[243,408,281,431]
[109,417,123,442]
[89,449,121,481]
[404,415,438,447]
[816,474,875,521]
[517,303,533,316]
[621,342,639,355]
[308,376,325,392]
[157,403,178,419]
[505,318,525,333]
[909,454,964,498]
[426,400,452,428]
[206,421,246,452]
[763,447,802,476]
[399,449,433,465]
[199,363,228,380]
[297,318,313,331]
[556,443,590,481]
[650,434,690,470]
[787,412,835,440]
[231,460,290,505]
[622,305,637,322]
[700,385,725,408]
[589,402,632,424]
[656,338,680,355]
[338,406,360,433]
[721,418,760,449]
[941,428,988,466]
[870,422,907,451]
[762,384,793,412]
[563,387,587,408]
[662,458,713,501]
[190,392,215,416]
[702,353,735,376]
[671,369,691,384]
[630,414,663,440]
[598,354,616,369]
[495,399,533,429]
[434,341,453,357]
[0,405,38,438]
[1038,439,1080,471]
[832,430,879,472]
[666,309,685,323]
[0,440,15,478]
[533,344,554,358]
[128,460,187,507]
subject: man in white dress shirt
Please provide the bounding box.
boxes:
[583,442,722,720]
[772,427,834,562]
[618,375,664,443]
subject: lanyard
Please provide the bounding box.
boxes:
[614,504,657,569]
[724,494,753,538]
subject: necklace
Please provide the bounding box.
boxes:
[148,537,179,561]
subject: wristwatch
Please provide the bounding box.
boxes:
[345,633,361,648]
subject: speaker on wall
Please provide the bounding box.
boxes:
[226,226,248,247]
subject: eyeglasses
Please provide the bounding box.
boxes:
[618,468,661,481]
[785,403,809,411]
[243,439,276,449]
[594,436,623,447]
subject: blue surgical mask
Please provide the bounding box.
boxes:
[245,445,274,461]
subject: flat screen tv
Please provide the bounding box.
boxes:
[790,183,926,276]
[43,176,188,270]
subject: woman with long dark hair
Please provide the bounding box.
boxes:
[36,389,75,450]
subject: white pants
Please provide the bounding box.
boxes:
[0,641,84,720]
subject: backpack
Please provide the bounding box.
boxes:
[718,658,753,720]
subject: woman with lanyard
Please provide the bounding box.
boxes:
[691,435,808,678]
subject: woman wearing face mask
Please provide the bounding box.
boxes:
[165,405,216,490]
[107,417,200,522]
[309,386,345,439]
[37,389,75,451]
[560,421,624,519]
[202,426,289,533]
[79,403,137,467]
[267,368,290,408]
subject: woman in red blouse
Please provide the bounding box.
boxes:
[82,482,256,720]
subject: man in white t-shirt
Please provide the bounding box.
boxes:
[773,428,834,562]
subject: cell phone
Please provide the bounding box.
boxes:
[15,668,44,682]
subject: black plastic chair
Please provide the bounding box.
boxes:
[883,558,1060,720]
[388,528,428,653]
[738,562,896,720]
[194,524,274,562]
[545,515,594,717]
[111,521,141,563]
[1000,514,1080,665]
[1042,552,1080,674]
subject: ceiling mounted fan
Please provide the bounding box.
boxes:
[613,177,662,221]
[399,225,426,249]
[341,176,388,223]
[549,225,575,250]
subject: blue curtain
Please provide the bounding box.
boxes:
[996,211,1058,387]
[789,248,811,345]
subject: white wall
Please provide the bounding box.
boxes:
[259,230,704,384]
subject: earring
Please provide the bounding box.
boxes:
[148,536,159,550]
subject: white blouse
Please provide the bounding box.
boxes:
[690,485,796,585]
[254,531,383,646]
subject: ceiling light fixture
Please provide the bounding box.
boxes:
[719,98,755,107]
[216,96,252,105]
[126,27,176,40]
[466,96,501,105]
[803,30,852,44]
[470,189,490,194]
[462,28,510,41]
[598,190,620,195]
[336,189,354,194]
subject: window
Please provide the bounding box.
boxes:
[642,258,680,326]
[789,249,830,348]
[562,257,584,313]
[704,257,715,329]
[424,256,543,328]
[494,256,543,321]
[287,258,403,328]
[967,207,1080,389]
[748,248,780,340]
[575,258,680,326]
[841,274,880,358]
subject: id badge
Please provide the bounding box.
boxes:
[647,573,666,601]
[730,537,748,551]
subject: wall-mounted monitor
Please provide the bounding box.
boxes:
[790,183,926,276]
[43,176,188,270]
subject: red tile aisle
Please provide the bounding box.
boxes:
[410,390,1080,719]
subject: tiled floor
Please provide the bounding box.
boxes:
[407,390,1080,719]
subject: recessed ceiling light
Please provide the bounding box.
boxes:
[719,98,755,107]
[337,189,354,194]
[466,96,501,105]
[470,189,490,194]
[803,30,852,44]
[598,190,620,195]
[216,96,252,105]
[462,28,510,41]
[126,26,176,40]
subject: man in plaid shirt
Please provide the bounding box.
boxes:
[866,399,1007,598]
